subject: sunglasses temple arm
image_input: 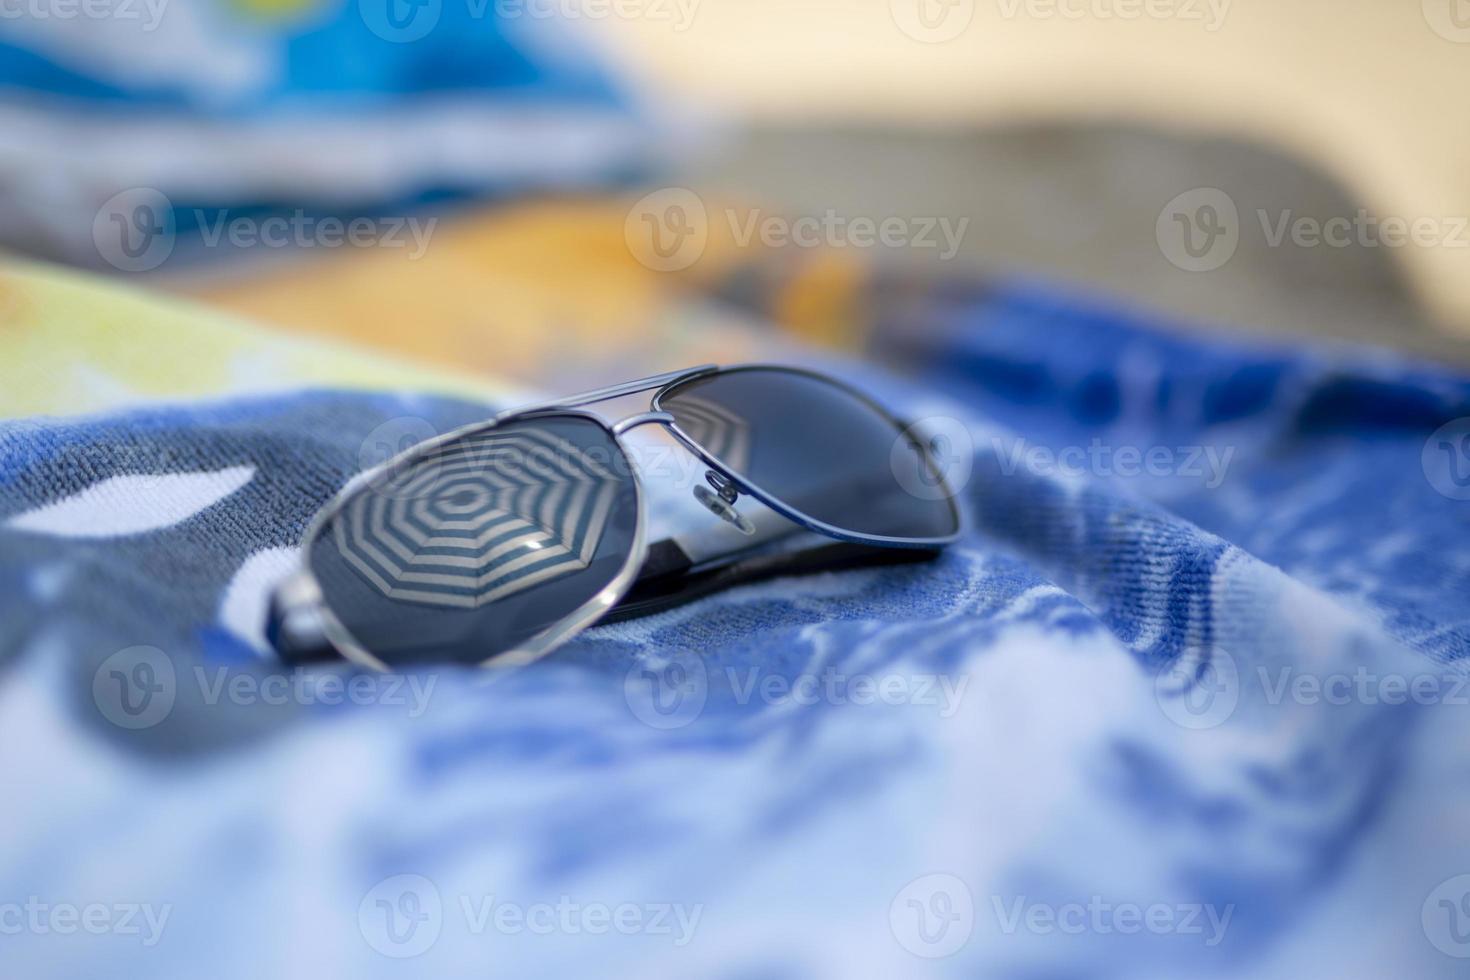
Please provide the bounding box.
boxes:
[607,537,940,623]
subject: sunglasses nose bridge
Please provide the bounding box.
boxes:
[610,410,676,436]
[607,409,754,534]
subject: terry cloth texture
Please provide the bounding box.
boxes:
[2,273,1469,979]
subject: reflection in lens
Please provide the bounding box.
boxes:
[659,368,960,541]
[661,393,752,472]
[310,414,639,667]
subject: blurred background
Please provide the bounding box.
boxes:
[3,0,1470,408]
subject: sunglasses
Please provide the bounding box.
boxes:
[267,364,963,670]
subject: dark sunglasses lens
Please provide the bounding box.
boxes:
[308,414,639,668]
[660,368,960,540]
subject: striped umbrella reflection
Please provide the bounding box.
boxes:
[334,424,622,609]
[668,395,751,471]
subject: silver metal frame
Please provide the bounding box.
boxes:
[652,364,963,548]
[274,363,963,671]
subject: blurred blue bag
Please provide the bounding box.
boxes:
[0,0,680,264]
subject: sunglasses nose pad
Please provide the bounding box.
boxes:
[693,473,756,535]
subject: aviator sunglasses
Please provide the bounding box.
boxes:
[267,364,963,670]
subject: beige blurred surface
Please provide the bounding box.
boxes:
[689,123,1470,364]
[595,0,1470,334]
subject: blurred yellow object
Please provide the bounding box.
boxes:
[0,259,509,419]
[595,0,1470,335]
[228,0,327,20]
[770,250,871,350]
[178,198,817,386]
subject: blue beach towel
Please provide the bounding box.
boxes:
[2,277,1468,978]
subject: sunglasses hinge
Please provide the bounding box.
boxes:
[705,469,739,504]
